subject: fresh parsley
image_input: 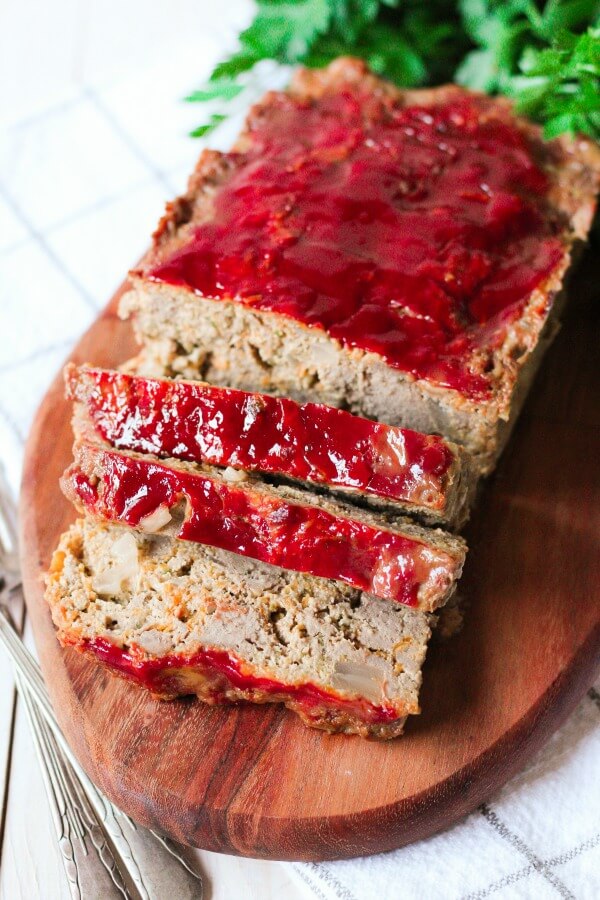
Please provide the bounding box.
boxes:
[509,27,600,137]
[186,0,600,140]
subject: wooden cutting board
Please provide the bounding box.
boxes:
[19,253,600,861]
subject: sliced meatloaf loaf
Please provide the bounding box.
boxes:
[61,442,466,611]
[66,364,474,527]
[121,57,600,473]
[45,518,437,739]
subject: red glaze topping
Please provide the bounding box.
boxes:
[73,367,455,511]
[66,445,459,608]
[83,637,400,724]
[144,89,563,398]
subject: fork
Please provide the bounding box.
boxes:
[14,667,129,899]
[0,465,204,899]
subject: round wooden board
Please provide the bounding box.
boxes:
[20,256,600,861]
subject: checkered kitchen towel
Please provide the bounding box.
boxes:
[1,19,598,900]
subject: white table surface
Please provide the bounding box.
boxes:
[0,3,598,899]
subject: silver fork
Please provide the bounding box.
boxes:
[14,668,129,899]
[0,466,204,899]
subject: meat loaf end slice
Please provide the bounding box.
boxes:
[122,58,600,472]
[60,442,466,611]
[45,518,435,739]
[66,363,475,527]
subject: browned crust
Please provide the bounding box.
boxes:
[132,57,600,420]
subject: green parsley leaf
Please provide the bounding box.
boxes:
[457,0,541,93]
[509,27,600,138]
[185,81,244,103]
[189,114,227,138]
[306,21,428,86]
[210,52,262,82]
[238,0,332,63]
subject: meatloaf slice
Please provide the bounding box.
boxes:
[66,364,474,527]
[60,442,465,611]
[122,57,600,473]
[45,518,436,739]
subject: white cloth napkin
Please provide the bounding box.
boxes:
[1,27,598,899]
[289,685,600,899]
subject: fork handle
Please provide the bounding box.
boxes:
[16,674,127,900]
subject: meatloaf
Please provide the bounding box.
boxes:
[61,442,466,611]
[66,363,474,527]
[121,57,600,473]
[45,518,437,739]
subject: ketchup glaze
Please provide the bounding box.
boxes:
[145,88,563,398]
[74,367,455,511]
[67,446,459,608]
[84,637,400,725]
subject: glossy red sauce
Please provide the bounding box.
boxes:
[74,367,454,510]
[144,89,563,398]
[83,637,400,724]
[67,446,458,607]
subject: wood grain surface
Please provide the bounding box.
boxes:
[19,253,600,861]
